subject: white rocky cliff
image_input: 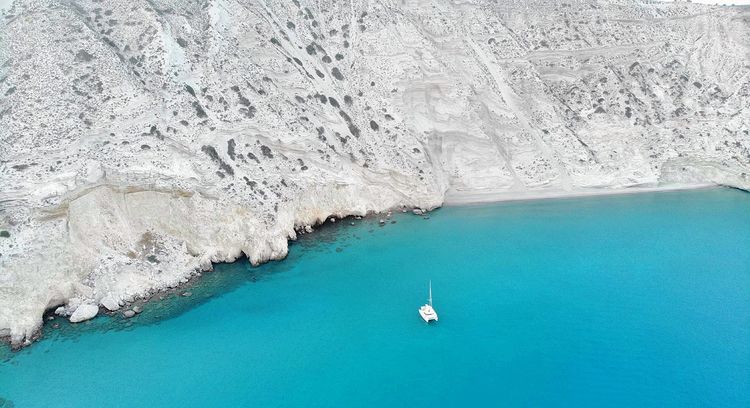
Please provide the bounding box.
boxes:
[0,0,748,347]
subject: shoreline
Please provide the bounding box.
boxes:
[443,183,720,206]
[1,211,402,352]
[0,182,733,351]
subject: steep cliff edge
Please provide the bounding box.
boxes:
[1,0,748,346]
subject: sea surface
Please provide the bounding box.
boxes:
[1,188,749,407]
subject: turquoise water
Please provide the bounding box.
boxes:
[1,188,749,407]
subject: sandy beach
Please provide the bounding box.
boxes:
[443,183,719,205]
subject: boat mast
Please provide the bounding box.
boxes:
[428,280,433,306]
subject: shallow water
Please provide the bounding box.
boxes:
[2,188,749,407]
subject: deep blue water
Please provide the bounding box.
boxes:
[1,188,749,407]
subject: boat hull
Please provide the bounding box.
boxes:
[419,309,438,323]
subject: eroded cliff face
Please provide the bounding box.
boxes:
[0,0,748,346]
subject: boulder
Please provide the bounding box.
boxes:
[69,304,99,323]
[101,295,120,311]
[412,208,423,215]
[123,310,136,318]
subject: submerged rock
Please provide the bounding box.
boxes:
[69,304,99,323]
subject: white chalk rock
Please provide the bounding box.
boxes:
[69,304,99,323]
[101,295,120,311]
[81,160,105,184]
[2,0,749,348]
[412,208,424,215]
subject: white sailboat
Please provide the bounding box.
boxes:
[418,280,438,323]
